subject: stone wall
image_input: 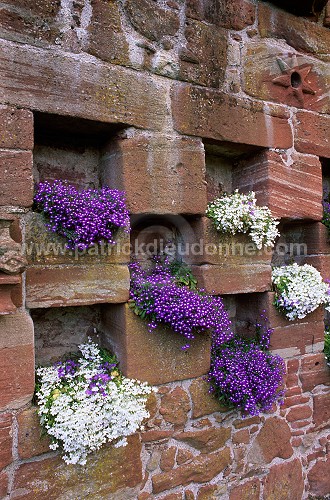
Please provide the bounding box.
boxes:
[0,0,329,498]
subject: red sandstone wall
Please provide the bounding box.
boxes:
[0,0,329,498]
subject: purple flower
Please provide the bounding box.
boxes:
[34,180,130,250]
[86,373,112,397]
[129,259,234,347]
[208,318,285,416]
[57,360,79,379]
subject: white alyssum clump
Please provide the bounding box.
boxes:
[206,190,280,250]
[272,263,330,321]
[36,339,154,465]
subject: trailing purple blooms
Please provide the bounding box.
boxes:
[208,314,286,416]
[129,258,234,349]
[130,258,285,416]
[34,180,130,250]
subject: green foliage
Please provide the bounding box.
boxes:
[169,260,198,290]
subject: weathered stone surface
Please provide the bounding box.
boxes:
[152,447,231,494]
[176,448,194,465]
[0,105,33,149]
[286,405,312,422]
[101,305,212,385]
[0,412,12,470]
[125,0,180,41]
[24,212,129,266]
[141,429,174,443]
[0,150,33,207]
[17,407,51,459]
[263,459,304,500]
[242,41,329,112]
[313,391,330,430]
[101,133,207,215]
[26,264,129,308]
[160,387,190,426]
[189,378,226,418]
[159,493,182,500]
[87,0,130,66]
[178,19,227,88]
[175,427,231,454]
[259,2,330,60]
[160,446,176,471]
[295,111,330,157]
[300,353,330,392]
[233,150,323,221]
[308,459,330,496]
[0,39,167,131]
[0,0,61,48]
[249,417,293,464]
[191,262,271,295]
[172,84,292,149]
[229,479,260,500]
[0,311,34,410]
[12,434,142,499]
[232,429,250,445]
[186,0,256,31]
[0,470,8,499]
[233,416,262,429]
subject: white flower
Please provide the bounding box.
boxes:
[35,339,154,465]
[272,263,330,321]
[206,190,280,249]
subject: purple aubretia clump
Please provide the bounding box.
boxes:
[129,258,234,349]
[34,180,130,250]
[208,314,286,416]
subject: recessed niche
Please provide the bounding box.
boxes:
[32,305,101,366]
[260,0,327,17]
[322,157,330,195]
[130,214,198,267]
[33,112,124,188]
[204,140,263,202]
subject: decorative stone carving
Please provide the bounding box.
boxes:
[0,217,26,275]
[272,56,316,107]
[0,215,26,315]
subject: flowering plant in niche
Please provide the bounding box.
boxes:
[206,190,280,249]
[272,263,330,321]
[208,314,286,416]
[34,180,130,250]
[129,258,233,350]
[35,339,153,465]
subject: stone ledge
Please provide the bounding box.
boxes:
[171,83,293,149]
[101,303,212,385]
[26,264,129,308]
[0,39,168,131]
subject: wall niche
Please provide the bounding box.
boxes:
[33,112,125,188]
[32,305,101,366]
[204,139,263,202]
